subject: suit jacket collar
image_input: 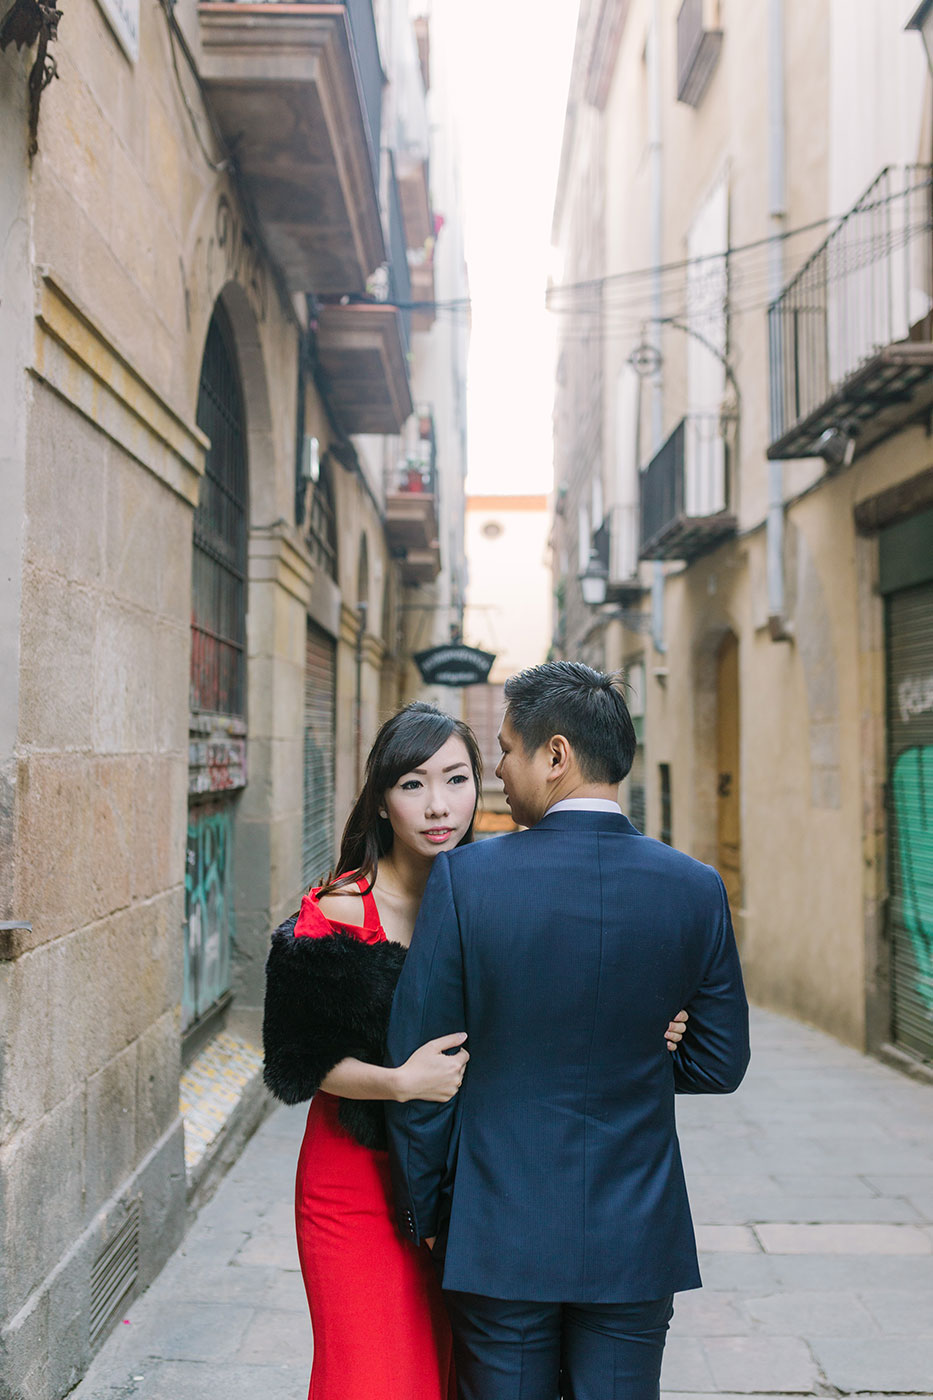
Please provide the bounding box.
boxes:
[531,808,641,836]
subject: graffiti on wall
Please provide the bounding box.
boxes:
[184,803,234,1031]
[188,736,247,795]
[892,745,933,1016]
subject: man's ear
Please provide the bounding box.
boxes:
[547,734,572,777]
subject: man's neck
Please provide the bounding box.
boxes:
[543,781,619,813]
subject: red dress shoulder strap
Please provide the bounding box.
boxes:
[293,876,385,942]
[358,880,381,933]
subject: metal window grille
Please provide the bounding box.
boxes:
[307,459,338,580]
[303,622,337,889]
[191,313,248,718]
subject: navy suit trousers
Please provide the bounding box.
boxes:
[443,1290,674,1400]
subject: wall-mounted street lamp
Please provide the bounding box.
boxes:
[908,0,933,79]
[578,548,609,607]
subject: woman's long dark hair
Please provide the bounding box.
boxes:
[318,702,483,898]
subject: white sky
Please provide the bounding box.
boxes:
[442,3,579,496]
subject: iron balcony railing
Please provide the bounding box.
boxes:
[394,456,437,496]
[639,413,733,560]
[767,165,933,452]
[641,420,686,558]
[388,155,412,356]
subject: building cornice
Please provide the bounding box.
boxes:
[249,524,314,606]
[30,272,207,507]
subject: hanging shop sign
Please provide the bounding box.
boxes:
[414,644,495,687]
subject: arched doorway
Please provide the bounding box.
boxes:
[716,630,742,923]
[184,306,249,1042]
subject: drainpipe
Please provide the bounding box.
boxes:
[649,0,666,653]
[354,601,368,787]
[767,0,793,641]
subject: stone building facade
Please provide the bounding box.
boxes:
[551,0,933,1068]
[0,0,467,1394]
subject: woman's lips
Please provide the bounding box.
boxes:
[423,828,453,843]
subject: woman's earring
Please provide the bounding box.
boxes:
[378,809,388,820]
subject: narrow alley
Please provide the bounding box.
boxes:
[70,1006,933,1399]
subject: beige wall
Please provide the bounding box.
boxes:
[2,1,333,1392]
[0,34,30,919]
[551,0,933,1055]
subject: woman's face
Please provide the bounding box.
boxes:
[383,734,477,861]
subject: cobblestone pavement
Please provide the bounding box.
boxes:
[70,1006,933,1399]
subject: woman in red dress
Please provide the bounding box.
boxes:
[264,703,479,1400]
[262,702,689,1400]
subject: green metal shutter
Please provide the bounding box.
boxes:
[303,621,337,890]
[885,580,933,1064]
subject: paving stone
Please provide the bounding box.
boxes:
[701,1335,818,1392]
[695,1225,760,1253]
[251,1198,298,1238]
[132,1300,257,1363]
[755,1221,932,1254]
[696,1251,783,1292]
[862,1172,933,1197]
[811,1336,933,1391]
[79,1358,309,1400]
[236,1306,312,1365]
[692,1192,922,1225]
[860,1288,933,1335]
[659,1336,716,1392]
[661,1394,933,1400]
[668,1291,746,1337]
[771,1251,933,1291]
[740,1289,879,1337]
[233,1232,302,1269]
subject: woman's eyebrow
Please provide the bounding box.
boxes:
[408,762,470,775]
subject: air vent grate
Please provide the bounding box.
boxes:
[89,1202,140,1348]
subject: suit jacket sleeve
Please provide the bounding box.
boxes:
[384,852,466,1243]
[673,872,751,1094]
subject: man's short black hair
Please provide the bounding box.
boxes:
[503,660,637,785]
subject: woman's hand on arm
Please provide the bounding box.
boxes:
[319,1032,469,1103]
[665,1010,688,1051]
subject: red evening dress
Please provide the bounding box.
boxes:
[293,882,456,1400]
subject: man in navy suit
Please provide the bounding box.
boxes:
[386,661,750,1400]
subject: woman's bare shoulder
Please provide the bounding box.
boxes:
[316,882,367,929]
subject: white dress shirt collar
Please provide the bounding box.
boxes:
[546,797,622,815]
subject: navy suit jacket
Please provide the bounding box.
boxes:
[385,810,750,1303]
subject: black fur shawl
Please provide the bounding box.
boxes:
[262,912,408,1150]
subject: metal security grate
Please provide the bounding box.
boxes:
[886,579,933,1064]
[303,622,337,889]
[191,311,249,718]
[90,1202,140,1348]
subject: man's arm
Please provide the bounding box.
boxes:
[385,852,466,1243]
[673,872,750,1094]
